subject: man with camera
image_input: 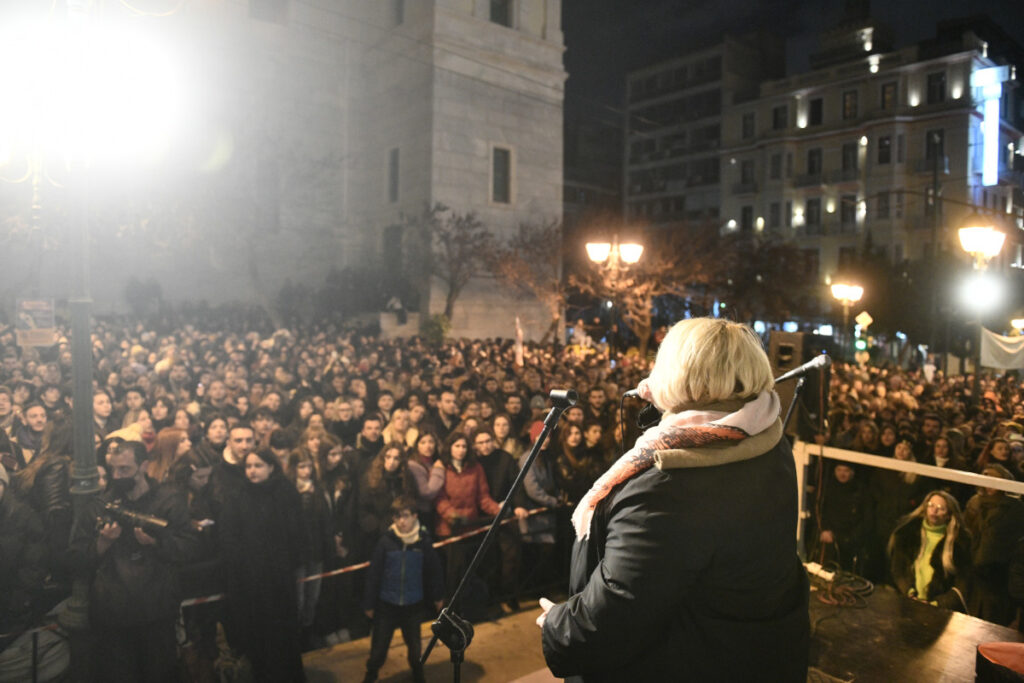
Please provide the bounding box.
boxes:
[68,440,198,682]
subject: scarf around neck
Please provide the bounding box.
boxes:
[571,390,780,539]
[391,518,421,546]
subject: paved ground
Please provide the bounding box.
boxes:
[302,601,557,683]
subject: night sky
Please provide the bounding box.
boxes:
[563,0,1024,114]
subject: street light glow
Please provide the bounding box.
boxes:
[958,216,1005,267]
[618,243,644,264]
[0,16,185,167]
[959,273,1003,313]
[830,283,863,304]
[585,242,611,263]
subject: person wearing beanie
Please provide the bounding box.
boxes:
[361,496,443,683]
[963,465,1024,624]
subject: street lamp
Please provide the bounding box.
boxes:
[958,213,1005,404]
[1011,318,1024,336]
[1,3,184,631]
[586,236,644,268]
[831,282,863,360]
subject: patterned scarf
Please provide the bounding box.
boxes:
[572,390,780,539]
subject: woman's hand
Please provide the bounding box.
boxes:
[535,597,555,628]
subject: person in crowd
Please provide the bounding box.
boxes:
[327,399,361,447]
[963,464,1024,624]
[353,415,385,478]
[147,427,192,483]
[150,396,176,433]
[434,431,501,612]
[13,401,47,462]
[67,440,198,682]
[888,490,972,612]
[864,437,928,582]
[493,413,524,459]
[539,317,808,682]
[13,421,73,584]
[195,415,229,468]
[406,431,445,532]
[206,422,256,520]
[815,463,871,573]
[359,444,417,557]
[381,409,416,449]
[0,463,48,635]
[361,497,444,683]
[287,448,335,645]
[975,437,1013,473]
[427,390,460,441]
[553,423,599,506]
[473,426,529,610]
[93,388,115,439]
[220,448,309,682]
[581,386,612,432]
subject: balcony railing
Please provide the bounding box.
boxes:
[794,173,826,188]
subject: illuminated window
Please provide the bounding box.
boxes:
[842,90,858,119]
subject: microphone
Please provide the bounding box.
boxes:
[774,354,831,383]
[623,389,641,399]
[548,389,578,406]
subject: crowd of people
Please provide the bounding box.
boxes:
[0,308,1022,681]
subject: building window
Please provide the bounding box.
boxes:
[881,81,897,110]
[770,153,782,180]
[896,134,905,163]
[492,146,512,204]
[740,159,755,184]
[878,136,891,164]
[842,90,858,119]
[785,200,793,228]
[387,148,400,203]
[769,202,781,229]
[841,143,858,172]
[926,71,946,104]
[877,191,890,218]
[772,105,787,130]
[741,205,754,232]
[490,0,514,27]
[250,0,288,23]
[840,194,857,228]
[786,152,793,177]
[925,129,944,161]
[741,113,755,139]
[806,198,821,231]
[808,97,823,126]
[807,148,823,175]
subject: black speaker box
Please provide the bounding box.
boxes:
[769,331,833,441]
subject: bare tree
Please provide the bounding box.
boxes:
[401,203,494,321]
[716,233,817,324]
[490,219,566,342]
[570,223,722,356]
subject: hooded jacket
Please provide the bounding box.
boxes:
[542,419,808,682]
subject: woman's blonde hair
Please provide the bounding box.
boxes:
[645,318,772,411]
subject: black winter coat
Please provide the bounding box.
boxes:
[888,516,972,611]
[67,478,199,629]
[542,429,808,682]
[219,474,309,683]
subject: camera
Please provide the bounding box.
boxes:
[97,502,169,536]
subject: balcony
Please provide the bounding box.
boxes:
[731,181,758,195]
[794,173,826,188]
[914,156,949,174]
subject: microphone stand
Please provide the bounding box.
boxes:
[421,390,577,682]
[781,376,805,434]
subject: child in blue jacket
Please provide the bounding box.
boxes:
[362,496,444,683]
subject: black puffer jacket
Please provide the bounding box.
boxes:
[888,516,972,611]
[542,423,808,682]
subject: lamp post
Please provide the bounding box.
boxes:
[830,282,863,360]
[585,236,644,270]
[958,215,1006,404]
[1,2,183,632]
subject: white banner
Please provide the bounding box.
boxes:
[980,327,1024,369]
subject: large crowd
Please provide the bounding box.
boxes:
[0,308,1022,681]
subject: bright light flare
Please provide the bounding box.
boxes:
[585,242,611,263]
[958,223,1005,262]
[959,273,1003,313]
[0,17,184,167]
[618,243,644,264]
[831,283,863,304]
